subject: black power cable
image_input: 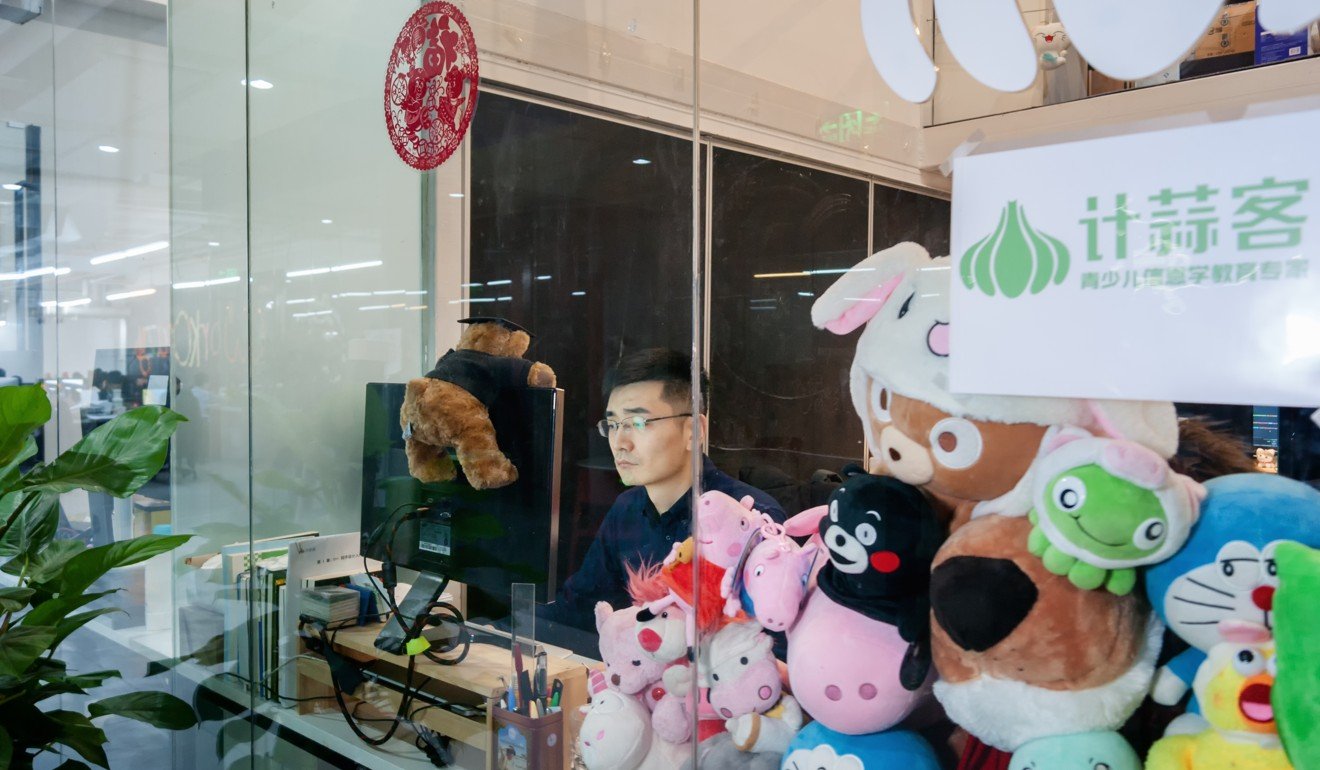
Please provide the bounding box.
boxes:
[320,624,420,746]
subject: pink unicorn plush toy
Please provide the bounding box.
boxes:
[705,621,804,753]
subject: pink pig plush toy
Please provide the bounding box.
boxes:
[723,521,821,632]
[786,471,946,735]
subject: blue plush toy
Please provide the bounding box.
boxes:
[1008,731,1141,770]
[780,722,940,770]
[1144,473,1320,727]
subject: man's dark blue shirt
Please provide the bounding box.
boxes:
[542,456,785,638]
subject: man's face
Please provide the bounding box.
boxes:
[605,381,692,488]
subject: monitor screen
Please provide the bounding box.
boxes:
[359,382,562,623]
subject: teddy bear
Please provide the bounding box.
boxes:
[399,317,555,489]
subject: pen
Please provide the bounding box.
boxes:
[500,676,515,712]
[518,670,534,716]
[549,678,563,708]
[534,650,547,706]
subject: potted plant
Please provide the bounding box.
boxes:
[0,383,197,768]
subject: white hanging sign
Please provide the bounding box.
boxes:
[949,109,1320,408]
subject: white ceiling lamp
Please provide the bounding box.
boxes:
[1051,0,1223,81]
[106,288,157,301]
[0,266,71,282]
[242,78,274,89]
[97,145,119,153]
[860,0,938,103]
[285,259,382,278]
[40,297,92,309]
[934,0,1039,93]
[173,275,241,290]
[2,183,20,191]
[89,240,169,265]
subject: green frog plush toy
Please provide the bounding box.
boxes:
[1021,426,1206,595]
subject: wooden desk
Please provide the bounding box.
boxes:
[297,623,588,769]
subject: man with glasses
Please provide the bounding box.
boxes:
[540,348,785,639]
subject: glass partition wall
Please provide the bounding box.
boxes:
[6,0,957,767]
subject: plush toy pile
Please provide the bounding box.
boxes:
[572,242,1320,770]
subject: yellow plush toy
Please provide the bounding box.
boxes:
[1146,620,1292,770]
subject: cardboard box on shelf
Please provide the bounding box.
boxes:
[1088,69,1129,96]
[1256,18,1315,64]
[1190,2,1257,61]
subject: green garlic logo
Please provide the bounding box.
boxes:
[960,200,1071,298]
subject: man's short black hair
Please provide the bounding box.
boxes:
[604,348,709,413]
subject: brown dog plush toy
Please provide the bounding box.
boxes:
[400,317,555,489]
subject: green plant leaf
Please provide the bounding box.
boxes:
[0,492,59,561]
[4,539,85,583]
[0,587,34,613]
[0,436,37,490]
[19,590,117,630]
[15,407,186,498]
[0,724,11,770]
[61,669,121,689]
[88,691,198,730]
[0,626,57,678]
[0,384,51,471]
[57,534,191,598]
[50,608,124,650]
[45,711,109,768]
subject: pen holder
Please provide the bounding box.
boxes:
[490,701,564,770]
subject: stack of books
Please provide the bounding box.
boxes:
[300,586,361,626]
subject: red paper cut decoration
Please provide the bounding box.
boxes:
[384,2,479,171]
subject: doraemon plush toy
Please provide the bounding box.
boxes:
[1144,473,1320,730]
[780,722,941,770]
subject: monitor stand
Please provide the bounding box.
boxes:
[374,572,450,655]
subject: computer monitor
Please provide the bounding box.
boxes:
[359,382,562,624]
